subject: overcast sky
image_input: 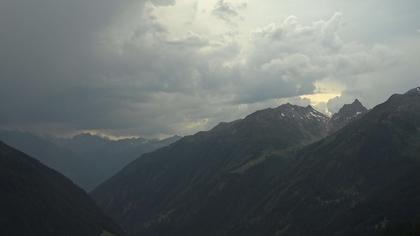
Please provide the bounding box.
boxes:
[1,0,419,138]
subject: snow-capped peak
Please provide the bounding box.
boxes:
[256,103,328,122]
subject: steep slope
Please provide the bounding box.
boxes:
[92,104,329,235]
[0,130,86,185]
[0,131,180,190]
[0,141,125,236]
[327,99,368,133]
[94,87,420,236]
[230,88,420,236]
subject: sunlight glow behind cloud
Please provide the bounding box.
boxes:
[0,0,419,138]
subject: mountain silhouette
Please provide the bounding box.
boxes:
[0,141,125,236]
[93,88,420,236]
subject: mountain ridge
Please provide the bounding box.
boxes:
[92,87,420,236]
[92,101,333,235]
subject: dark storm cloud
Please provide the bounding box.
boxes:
[0,0,419,137]
[0,0,151,131]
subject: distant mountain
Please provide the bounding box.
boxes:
[92,103,330,235]
[0,131,180,190]
[93,88,420,236]
[327,99,368,133]
[0,141,125,236]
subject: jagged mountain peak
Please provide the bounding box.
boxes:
[336,99,367,115]
[327,99,368,133]
[202,103,329,144]
[276,102,314,111]
[334,99,367,117]
[244,103,328,124]
[209,104,329,144]
[353,98,362,105]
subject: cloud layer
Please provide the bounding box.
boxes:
[0,0,419,138]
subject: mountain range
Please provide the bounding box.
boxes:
[0,131,180,190]
[2,88,419,236]
[92,88,420,236]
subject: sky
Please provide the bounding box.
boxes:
[1,0,419,139]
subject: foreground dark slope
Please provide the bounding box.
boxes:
[0,142,125,236]
[0,131,85,186]
[92,104,329,235]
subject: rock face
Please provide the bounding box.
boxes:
[92,88,420,236]
[327,99,368,133]
[0,141,125,236]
